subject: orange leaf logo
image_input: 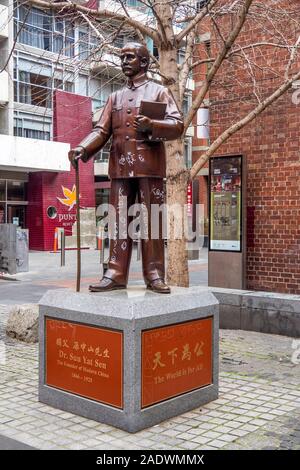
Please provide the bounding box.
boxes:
[57,185,77,211]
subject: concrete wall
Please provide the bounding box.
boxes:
[212,288,300,338]
[0,134,70,172]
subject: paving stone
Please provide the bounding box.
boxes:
[1,307,300,450]
[229,428,250,437]
[180,441,200,450]
[196,422,217,431]
[190,435,212,445]
[203,431,222,440]
[207,439,227,448]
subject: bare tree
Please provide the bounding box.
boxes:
[10,0,300,286]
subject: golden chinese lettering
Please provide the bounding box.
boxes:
[182,343,192,361]
[194,341,204,356]
[168,347,178,365]
[152,352,166,370]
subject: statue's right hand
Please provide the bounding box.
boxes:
[68,147,85,169]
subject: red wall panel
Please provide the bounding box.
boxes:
[28,90,95,250]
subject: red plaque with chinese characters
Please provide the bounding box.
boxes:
[142,317,213,408]
[45,318,123,409]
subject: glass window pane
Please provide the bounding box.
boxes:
[0,203,5,224]
[7,181,26,201]
[0,181,5,201]
[65,38,74,57]
[54,18,64,33]
[54,79,63,90]
[65,21,74,38]
[53,34,64,54]
[65,81,74,93]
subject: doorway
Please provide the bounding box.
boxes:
[7,205,26,228]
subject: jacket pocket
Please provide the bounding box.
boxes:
[112,105,123,128]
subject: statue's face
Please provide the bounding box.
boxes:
[120,46,146,77]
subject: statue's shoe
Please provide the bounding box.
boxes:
[89,277,126,292]
[147,279,171,294]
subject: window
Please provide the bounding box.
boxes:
[89,78,103,111]
[0,203,5,224]
[0,179,27,225]
[7,181,26,202]
[14,115,52,140]
[14,4,75,57]
[204,40,212,74]
[0,180,5,201]
[197,0,210,11]
[124,0,148,11]
[78,28,97,61]
[53,78,74,93]
[14,69,52,108]
[53,19,74,57]
[15,6,52,51]
[94,141,111,163]
[197,107,210,139]
[14,57,74,108]
[47,206,58,219]
[113,34,125,49]
[153,45,159,60]
[183,94,192,117]
[184,140,192,168]
[177,49,186,65]
[65,81,74,93]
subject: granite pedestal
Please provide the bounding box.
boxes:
[39,286,219,432]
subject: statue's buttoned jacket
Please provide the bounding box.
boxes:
[79,75,183,178]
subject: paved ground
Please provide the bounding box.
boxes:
[0,303,299,450]
[0,248,208,304]
[0,434,35,450]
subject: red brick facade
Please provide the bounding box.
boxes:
[202,10,300,294]
[27,91,95,250]
[209,93,300,294]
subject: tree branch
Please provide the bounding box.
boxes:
[77,10,121,55]
[190,68,300,180]
[27,0,160,42]
[176,0,218,44]
[179,30,195,102]
[183,0,255,133]
[190,42,295,71]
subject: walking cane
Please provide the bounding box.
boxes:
[75,157,81,292]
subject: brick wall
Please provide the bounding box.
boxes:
[27,91,95,250]
[205,8,300,294]
[210,95,300,294]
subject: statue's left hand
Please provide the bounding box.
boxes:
[133,115,153,133]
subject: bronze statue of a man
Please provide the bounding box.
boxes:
[69,42,183,294]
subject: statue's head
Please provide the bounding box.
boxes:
[120,42,150,77]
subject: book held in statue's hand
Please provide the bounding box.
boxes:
[139,100,167,120]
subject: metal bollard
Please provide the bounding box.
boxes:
[136,238,141,261]
[60,231,65,267]
[98,226,105,264]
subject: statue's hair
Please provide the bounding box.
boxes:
[122,42,150,70]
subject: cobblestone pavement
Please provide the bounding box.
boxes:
[0,250,208,304]
[0,305,300,450]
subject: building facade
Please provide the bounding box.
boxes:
[0,0,193,250]
[193,2,300,294]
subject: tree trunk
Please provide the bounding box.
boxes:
[155,1,190,287]
[166,139,190,287]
